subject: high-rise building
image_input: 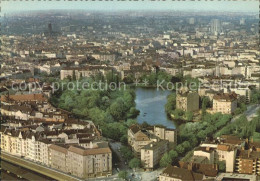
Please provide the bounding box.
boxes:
[141,140,169,170]
[176,89,200,112]
[212,92,238,114]
[189,17,195,25]
[240,18,245,25]
[48,23,52,34]
[211,19,222,35]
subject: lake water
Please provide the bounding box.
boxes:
[135,87,176,129]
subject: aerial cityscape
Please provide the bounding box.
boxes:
[0,1,260,181]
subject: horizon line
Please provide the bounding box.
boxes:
[3,9,259,14]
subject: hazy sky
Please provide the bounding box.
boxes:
[2,1,259,13]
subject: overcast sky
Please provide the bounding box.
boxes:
[2,1,259,13]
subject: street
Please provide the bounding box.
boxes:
[109,141,129,170]
[245,104,260,121]
[231,104,260,122]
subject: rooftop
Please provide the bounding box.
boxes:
[213,92,237,101]
[160,166,204,181]
[141,140,168,151]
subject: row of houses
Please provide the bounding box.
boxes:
[1,94,70,122]
[0,119,112,179]
[60,63,153,81]
[159,135,260,181]
[60,65,114,80]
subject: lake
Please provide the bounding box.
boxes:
[135,87,176,129]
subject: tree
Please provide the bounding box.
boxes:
[234,108,242,116]
[182,141,191,151]
[185,111,193,121]
[188,137,198,147]
[201,96,210,116]
[159,153,172,167]
[173,109,184,119]
[217,161,226,172]
[123,75,135,84]
[141,121,150,128]
[129,158,141,170]
[79,72,83,80]
[197,130,207,140]
[126,119,137,127]
[120,135,128,145]
[127,107,140,118]
[88,107,106,124]
[104,112,114,123]
[176,144,185,155]
[72,70,76,80]
[165,94,176,115]
[251,89,260,103]
[120,146,134,161]
[100,96,110,110]
[168,150,178,164]
[109,98,127,120]
[106,70,120,84]
[118,171,128,180]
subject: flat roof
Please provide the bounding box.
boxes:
[215,173,257,181]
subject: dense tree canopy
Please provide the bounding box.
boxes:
[129,158,141,169]
[215,111,260,139]
[118,171,128,180]
[50,79,139,141]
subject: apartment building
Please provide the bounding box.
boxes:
[191,144,237,173]
[128,126,154,153]
[60,65,113,80]
[235,149,260,175]
[215,173,258,181]
[141,140,169,170]
[49,142,112,178]
[176,90,199,112]
[128,124,177,154]
[67,144,112,178]
[153,126,177,143]
[49,144,68,172]
[193,147,215,164]
[0,119,109,178]
[224,86,251,103]
[216,144,237,172]
[194,135,245,173]
[213,92,238,114]
[1,129,51,165]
